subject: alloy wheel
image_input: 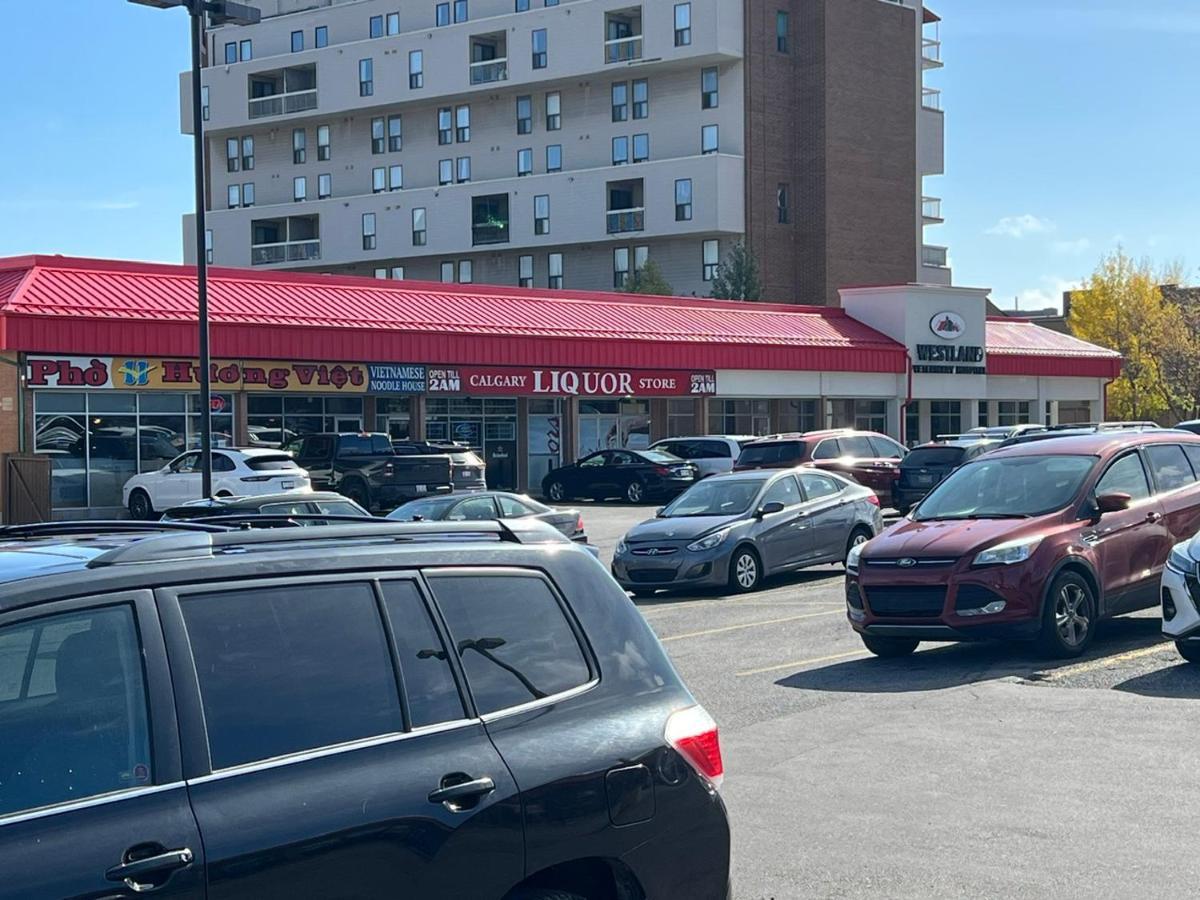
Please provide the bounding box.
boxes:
[548,481,565,502]
[735,552,758,590]
[1055,583,1090,648]
[627,481,644,503]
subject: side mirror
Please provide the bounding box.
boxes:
[757,501,786,518]
[1096,492,1132,515]
[655,507,666,518]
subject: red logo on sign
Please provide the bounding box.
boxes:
[210,396,226,413]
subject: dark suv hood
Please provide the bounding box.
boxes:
[626,514,742,543]
[867,517,1047,559]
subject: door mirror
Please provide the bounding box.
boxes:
[1096,492,1132,515]
[756,501,786,518]
[655,506,666,517]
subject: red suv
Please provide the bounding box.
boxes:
[846,431,1200,658]
[735,430,906,506]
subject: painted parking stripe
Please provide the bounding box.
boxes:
[735,649,868,677]
[657,610,842,643]
[1033,642,1174,681]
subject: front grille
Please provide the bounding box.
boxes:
[865,558,958,569]
[864,585,946,618]
[845,581,864,611]
[627,569,678,584]
[631,546,680,557]
[954,584,1006,613]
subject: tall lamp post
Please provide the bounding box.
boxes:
[128,0,260,498]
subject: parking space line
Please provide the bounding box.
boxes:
[658,610,842,643]
[735,649,867,677]
[1033,642,1173,681]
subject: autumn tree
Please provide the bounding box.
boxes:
[621,259,674,296]
[1152,279,1200,421]
[709,240,762,301]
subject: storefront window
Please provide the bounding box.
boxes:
[905,403,920,447]
[1058,401,1091,425]
[376,397,412,440]
[426,397,520,489]
[929,401,962,441]
[997,401,1032,427]
[831,399,888,433]
[247,395,364,447]
[578,399,650,453]
[528,398,563,488]
[708,399,771,436]
[978,403,989,428]
[667,399,696,437]
[776,399,818,435]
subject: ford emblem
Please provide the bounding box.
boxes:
[898,558,917,568]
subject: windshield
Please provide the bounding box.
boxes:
[914,454,1096,521]
[904,447,966,468]
[662,478,768,517]
[738,442,804,466]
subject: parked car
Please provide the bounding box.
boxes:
[392,440,488,492]
[0,518,729,900]
[542,449,697,504]
[734,430,907,507]
[283,432,453,512]
[613,468,882,596]
[1161,533,1200,662]
[847,431,1200,659]
[1175,420,1200,436]
[647,436,755,479]
[893,440,999,515]
[161,490,371,522]
[123,448,311,519]
[962,424,1046,441]
[998,422,1160,449]
[389,491,587,542]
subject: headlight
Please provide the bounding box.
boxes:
[1167,544,1196,576]
[846,541,865,572]
[687,529,731,552]
[972,535,1043,567]
[615,538,628,556]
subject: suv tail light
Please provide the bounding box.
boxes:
[240,475,273,482]
[665,705,724,789]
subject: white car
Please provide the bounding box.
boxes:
[123,448,312,519]
[1162,537,1200,662]
[648,436,755,479]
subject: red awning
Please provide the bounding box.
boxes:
[985,318,1122,378]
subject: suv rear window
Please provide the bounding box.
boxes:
[739,441,804,466]
[903,447,966,468]
[337,435,388,456]
[246,454,301,471]
[427,573,590,715]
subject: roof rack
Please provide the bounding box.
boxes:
[170,513,394,528]
[0,520,228,539]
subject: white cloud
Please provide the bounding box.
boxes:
[1000,276,1083,314]
[1051,238,1091,255]
[986,214,1055,239]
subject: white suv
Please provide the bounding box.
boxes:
[648,436,754,479]
[1162,536,1200,662]
[123,448,311,519]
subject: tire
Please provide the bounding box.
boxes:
[861,634,919,658]
[341,479,371,511]
[128,489,154,521]
[843,527,873,567]
[1176,640,1200,664]
[625,480,645,504]
[1037,570,1096,658]
[546,480,566,503]
[728,546,762,593]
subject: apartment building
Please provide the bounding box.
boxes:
[183,0,948,303]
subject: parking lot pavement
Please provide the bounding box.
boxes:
[581,503,1200,898]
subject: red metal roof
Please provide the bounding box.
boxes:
[985,318,1122,378]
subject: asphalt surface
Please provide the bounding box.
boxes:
[579,502,1200,900]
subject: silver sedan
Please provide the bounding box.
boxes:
[612,468,883,596]
[388,491,587,542]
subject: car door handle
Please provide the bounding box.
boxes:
[1146,512,1163,523]
[106,848,194,886]
[428,775,495,807]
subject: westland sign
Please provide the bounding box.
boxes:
[913,311,986,376]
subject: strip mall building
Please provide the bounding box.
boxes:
[0,256,1121,517]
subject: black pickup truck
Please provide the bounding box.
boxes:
[283,432,453,512]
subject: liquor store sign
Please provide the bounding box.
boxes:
[426,366,717,397]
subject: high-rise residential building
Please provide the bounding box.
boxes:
[183,0,947,303]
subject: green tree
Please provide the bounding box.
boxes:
[622,259,674,296]
[709,240,762,301]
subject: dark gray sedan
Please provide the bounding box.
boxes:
[388,491,587,542]
[612,468,883,596]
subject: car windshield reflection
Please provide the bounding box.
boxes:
[913,454,1096,521]
[662,478,767,517]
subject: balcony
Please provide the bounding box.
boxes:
[472,193,510,246]
[922,37,943,69]
[251,215,320,266]
[922,196,943,224]
[606,208,645,234]
[922,244,948,268]
[922,87,942,112]
[605,8,643,64]
[248,64,317,120]
[606,178,645,234]
[469,33,508,85]
[251,240,322,265]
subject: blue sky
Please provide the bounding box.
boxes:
[0,0,1194,311]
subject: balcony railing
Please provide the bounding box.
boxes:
[251,240,321,265]
[604,35,643,63]
[922,37,942,66]
[472,220,510,246]
[606,207,645,234]
[249,89,318,120]
[922,87,942,112]
[922,245,948,268]
[469,58,508,85]
[922,197,943,221]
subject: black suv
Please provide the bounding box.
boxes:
[0,520,729,900]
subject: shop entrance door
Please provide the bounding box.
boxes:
[379,416,410,442]
[578,415,620,457]
[486,440,518,491]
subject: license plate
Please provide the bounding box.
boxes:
[416,484,427,493]
[280,480,294,489]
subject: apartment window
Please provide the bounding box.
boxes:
[675,178,693,221]
[441,261,455,283]
[546,144,562,172]
[240,39,252,61]
[701,67,719,109]
[362,213,377,251]
[438,108,453,144]
[293,176,307,202]
[456,105,471,142]
[548,252,563,289]
[359,58,374,96]
[472,194,510,245]
[317,125,331,160]
[225,138,240,173]
[371,117,386,154]
[454,0,468,22]
[242,182,255,207]
[545,0,559,5]
[519,255,534,287]
[632,79,648,118]
[532,29,548,68]
[291,30,304,52]
[375,268,388,279]
[224,42,236,65]
[369,15,383,38]
[703,239,720,281]
[438,158,453,185]
[458,259,473,283]
[387,115,402,151]
[373,167,387,193]
[777,182,790,224]
[391,266,405,280]
[545,91,561,130]
[228,184,241,208]
[201,85,209,121]
[517,148,533,177]
[516,96,532,134]
[292,128,306,164]
[389,164,403,190]
[534,194,550,234]
[456,156,472,183]
[701,124,718,154]
[516,0,530,9]
[315,25,328,48]
[436,2,450,26]
[412,207,427,246]
[318,173,331,199]
[632,133,649,163]
[674,3,691,46]
[611,82,628,122]
[612,136,629,165]
[634,246,649,273]
[205,229,213,264]
[409,50,424,88]
[613,248,630,289]
[387,12,400,34]
[777,11,790,53]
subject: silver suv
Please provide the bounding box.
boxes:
[648,436,754,479]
